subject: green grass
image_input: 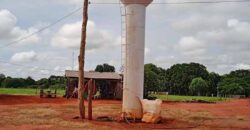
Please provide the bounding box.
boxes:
[0,88,65,96]
[155,94,228,102]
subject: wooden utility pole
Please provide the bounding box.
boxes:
[88,79,93,120]
[78,0,89,119]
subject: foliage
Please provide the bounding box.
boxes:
[1,77,25,88]
[145,64,167,91]
[219,82,244,95]
[144,64,167,98]
[229,70,250,78]
[25,76,36,86]
[144,69,159,97]
[48,75,66,89]
[0,73,5,78]
[94,64,116,98]
[218,70,250,97]
[189,77,208,96]
[0,74,67,89]
[35,76,66,89]
[0,73,5,87]
[207,72,221,96]
[95,63,115,72]
[36,78,50,88]
[166,63,209,95]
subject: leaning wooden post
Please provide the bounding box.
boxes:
[78,0,89,119]
[88,79,93,120]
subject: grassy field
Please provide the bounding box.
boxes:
[155,94,228,102]
[0,88,65,96]
[0,88,227,102]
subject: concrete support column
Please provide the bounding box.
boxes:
[121,0,152,119]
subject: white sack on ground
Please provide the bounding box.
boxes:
[141,99,162,123]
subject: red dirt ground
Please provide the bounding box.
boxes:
[0,95,250,130]
[163,99,250,117]
[0,94,121,105]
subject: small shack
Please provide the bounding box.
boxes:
[65,70,123,99]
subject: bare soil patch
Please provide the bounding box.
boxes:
[0,95,249,130]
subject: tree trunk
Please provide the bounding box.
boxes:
[78,0,89,119]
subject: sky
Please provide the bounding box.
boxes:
[0,0,250,79]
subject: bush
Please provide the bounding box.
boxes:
[49,84,66,89]
[189,77,208,96]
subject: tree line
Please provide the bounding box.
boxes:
[0,62,249,97]
[144,63,250,97]
[0,74,66,89]
[0,63,115,89]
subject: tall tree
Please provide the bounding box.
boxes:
[78,0,89,119]
[95,65,104,72]
[95,63,115,72]
[94,64,115,98]
[189,77,208,96]
[144,64,166,92]
[25,76,36,86]
[166,63,209,95]
[207,72,221,96]
[144,69,159,97]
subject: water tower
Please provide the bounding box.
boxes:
[121,0,153,118]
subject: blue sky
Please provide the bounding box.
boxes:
[0,0,250,79]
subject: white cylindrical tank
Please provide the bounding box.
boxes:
[121,0,152,119]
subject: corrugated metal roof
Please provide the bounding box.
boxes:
[65,70,122,80]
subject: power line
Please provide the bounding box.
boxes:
[89,0,250,4]
[0,7,83,49]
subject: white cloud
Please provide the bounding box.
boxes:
[145,47,150,56]
[54,65,71,72]
[29,66,39,72]
[51,20,118,51]
[0,9,40,46]
[227,19,239,27]
[171,19,250,70]
[39,70,49,75]
[12,27,40,45]
[10,51,37,63]
[196,19,250,50]
[51,21,81,49]
[234,63,250,70]
[172,15,225,33]
[54,66,61,71]
[165,0,250,17]
[0,9,16,38]
[176,36,206,55]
